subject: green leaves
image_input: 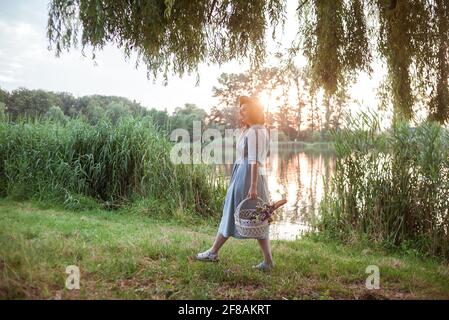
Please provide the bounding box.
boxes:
[164,0,175,18]
[297,0,449,123]
[47,0,286,82]
[299,0,371,95]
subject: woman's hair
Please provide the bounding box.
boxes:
[239,96,265,128]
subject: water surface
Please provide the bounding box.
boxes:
[218,148,335,240]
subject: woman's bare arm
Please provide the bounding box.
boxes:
[248,162,258,199]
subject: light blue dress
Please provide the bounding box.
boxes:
[217,125,270,239]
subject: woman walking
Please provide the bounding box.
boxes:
[195,95,274,271]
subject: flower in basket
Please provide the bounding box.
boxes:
[249,199,287,223]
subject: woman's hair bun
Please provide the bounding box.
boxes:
[239,96,263,109]
[238,95,265,126]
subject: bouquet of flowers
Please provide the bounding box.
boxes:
[247,199,287,223]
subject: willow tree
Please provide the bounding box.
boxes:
[297,0,449,123]
[47,0,286,85]
[47,0,449,123]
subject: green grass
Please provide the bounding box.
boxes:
[1,199,449,300]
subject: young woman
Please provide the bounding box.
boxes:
[195,95,274,271]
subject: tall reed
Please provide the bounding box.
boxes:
[0,116,226,217]
[320,112,449,259]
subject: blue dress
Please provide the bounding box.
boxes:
[217,126,270,239]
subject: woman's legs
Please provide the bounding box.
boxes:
[210,232,229,254]
[257,238,273,264]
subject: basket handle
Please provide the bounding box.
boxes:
[234,196,267,224]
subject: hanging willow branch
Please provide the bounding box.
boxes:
[47,0,449,123]
[298,0,371,95]
[47,0,286,84]
[297,0,449,123]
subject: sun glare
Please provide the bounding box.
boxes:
[257,88,289,113]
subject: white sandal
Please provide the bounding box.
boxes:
[195,249,219,262]
[252,261,275,271]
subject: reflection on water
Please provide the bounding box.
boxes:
[218,149,335,241]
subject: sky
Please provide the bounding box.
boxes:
[0,0,383,115]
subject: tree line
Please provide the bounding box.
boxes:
[0,74,341,143]
[0,87,206,136]
[208,58,347,142]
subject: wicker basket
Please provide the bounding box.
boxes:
[234,197,270,239]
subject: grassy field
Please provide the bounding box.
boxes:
[1,199,449,300]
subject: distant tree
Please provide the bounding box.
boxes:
[211,62,308,135]
[307,95,322,134]
[274,103,297,140]
[328,89,350,131]
[70,94,147,119]
[267,62,298,138]
[253,66,284,114]
[206,106,225,128]
[0,87,153,123]
[286,65,309,134]
[0,101,6,121]
[171,103,207,138]
[0,88,8,105]
[323,95,332,132]
[84,101,105,125]
[147,108,171,133]
[105,102,128,124]
[6,88,59,119]
[88,95,146,116]
[54,92,77,117]
[211,73,253,129]
[206,104,240,130]
[45,105,67,123]
[265,111,275,128]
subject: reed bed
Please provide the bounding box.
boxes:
[0,116,226,217]
[319,112,449,260]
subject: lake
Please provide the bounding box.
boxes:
[218,148,335,240]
